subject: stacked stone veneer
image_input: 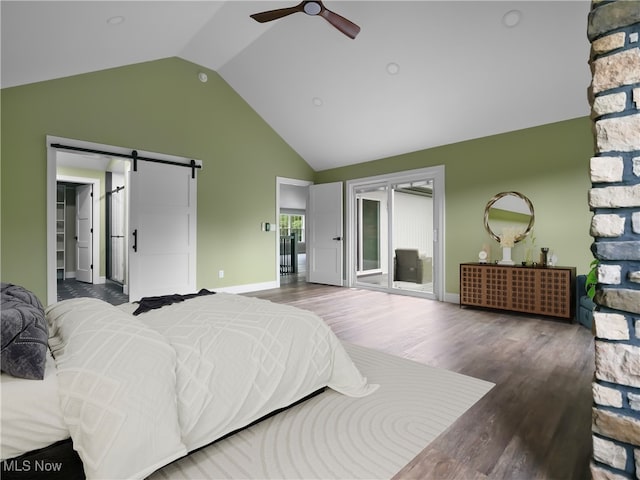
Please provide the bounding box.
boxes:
[588,2,640,479]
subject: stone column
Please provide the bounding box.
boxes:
[587,2,640,479]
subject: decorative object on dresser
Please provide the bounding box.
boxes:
[499,244,514,265]
[540,247,549,267]
[460,263,576,320]
[522,229,537,266]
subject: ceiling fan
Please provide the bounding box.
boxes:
[250,1,361,39]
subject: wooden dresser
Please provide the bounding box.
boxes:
[460,263,576,320]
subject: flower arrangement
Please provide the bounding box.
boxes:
[499,227,520,248]
[523,229,537,264]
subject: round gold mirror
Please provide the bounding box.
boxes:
[484,192,534,244]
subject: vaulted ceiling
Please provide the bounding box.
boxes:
[1,1,592,171]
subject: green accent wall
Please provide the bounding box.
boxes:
[316,117,594,295]
[1,55,594,303]
[1,57,314,303]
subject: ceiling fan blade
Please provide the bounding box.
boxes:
[250,3,304,23]
[319,7,361,39]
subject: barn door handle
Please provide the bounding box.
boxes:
[332,236,342,241]
[132,229,138,252]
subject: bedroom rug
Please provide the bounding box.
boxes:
[149,343,494,480]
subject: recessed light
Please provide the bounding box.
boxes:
[107,15,125,25]
[198,72,208,83]
[312,97,323,107]
[386,62,400,75]
[502,10,521,28]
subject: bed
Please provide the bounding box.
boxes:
[1,283,378,479]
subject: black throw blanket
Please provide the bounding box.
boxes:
[132,289,215,316]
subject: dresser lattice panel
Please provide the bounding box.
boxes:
[460,264,575,320]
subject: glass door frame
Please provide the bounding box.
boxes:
[356,195,383,276]
[345,165,445,301]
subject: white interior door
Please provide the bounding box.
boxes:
[307,182,343,286]
[128,161,197,301]
[75,184,93,283]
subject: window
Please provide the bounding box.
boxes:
[280,213,305,242]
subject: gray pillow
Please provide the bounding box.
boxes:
[1,283,48,380]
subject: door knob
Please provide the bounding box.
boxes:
[332,236,342,241]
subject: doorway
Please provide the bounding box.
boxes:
[55,161,128,304]
[276,177,312,287]
[346,166,445,300]
[55,175,101,283]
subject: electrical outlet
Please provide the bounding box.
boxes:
[218,270,224,279]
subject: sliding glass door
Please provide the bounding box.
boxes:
[347,166,444,301]
[391,180,434,295]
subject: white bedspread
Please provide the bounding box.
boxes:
[45,293,377,479]
[0,350,68,460]
[118,293,377,451]
[46,299,187,480]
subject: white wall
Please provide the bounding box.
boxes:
[393,191,433,257]
[280,184,307,210]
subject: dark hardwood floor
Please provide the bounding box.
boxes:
[247,282,594,480]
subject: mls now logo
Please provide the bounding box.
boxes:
[3,459,63,473]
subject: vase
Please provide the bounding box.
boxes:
[540,247,549,267]
[499,246,514,265]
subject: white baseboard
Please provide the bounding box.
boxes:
[444,292,460,304]
[214,281,278,294]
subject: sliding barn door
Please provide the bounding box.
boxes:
[128,161,197,301]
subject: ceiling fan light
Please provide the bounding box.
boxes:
[304,2,322,16]
[249,1,360,39]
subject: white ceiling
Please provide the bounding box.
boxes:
[1,1,592,171]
